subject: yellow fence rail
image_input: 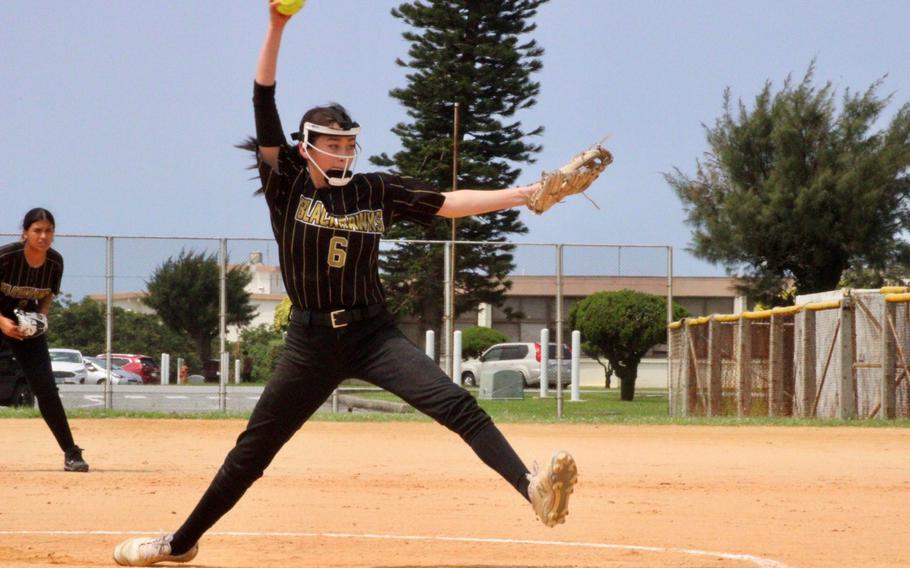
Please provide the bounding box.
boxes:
[668,289,910,420]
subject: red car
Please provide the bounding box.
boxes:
[96,353,161,385]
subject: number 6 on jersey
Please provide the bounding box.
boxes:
[328,236,348,268]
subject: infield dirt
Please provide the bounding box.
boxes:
[1,419,908,567]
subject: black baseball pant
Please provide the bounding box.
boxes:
[2,333,76,452]
[170,307,530,554]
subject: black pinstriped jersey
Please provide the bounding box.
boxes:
[258,145,445,311]
[0,241,63,318]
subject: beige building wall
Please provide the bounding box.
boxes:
[396,275,744,351]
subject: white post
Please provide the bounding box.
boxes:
[425,330,435,360]
[234,358,241,384]
[176,357,184,385]
[571,330,581,401]
[453,330,463,386]
[539,328,550,398]
[160,353,171,385]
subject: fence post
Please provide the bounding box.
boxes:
[667,325,676,416]
[104,236,114,410]
[707,318,722,416]
[555,244,565,419]
[539,328,549,398]
[797,309,817,418]
[442,240,453,379]
[666,246,674,414]
[881,300,897,419]
[838,297,856,419]
[769,314,784,417]
[219,351,229,412]
[218,238,228,412]
[681,319,694,417]
[736,317,751,417]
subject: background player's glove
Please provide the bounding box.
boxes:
[527,142,613,214]
[14,309,48,338]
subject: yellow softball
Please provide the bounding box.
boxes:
[276,0,305,16]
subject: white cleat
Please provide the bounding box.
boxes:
[113,534,198,566]
[528,450,578,527]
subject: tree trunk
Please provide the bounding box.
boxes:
[613,359,640,401]
[194,333,213,366]
[620,375,637,401]
[593,355,612,389]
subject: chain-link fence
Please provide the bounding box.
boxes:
[3,233,673,416]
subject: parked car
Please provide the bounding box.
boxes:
[460,342,571,388]
[83,357,142,385]
[0,346,33,407]
[48,348,87,384]
[97,353,160,384]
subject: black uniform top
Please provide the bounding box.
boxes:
[0,241,63,318]
[258,145,445,311]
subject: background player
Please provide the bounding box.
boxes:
[0,208,89,473]
[112,2,576,565]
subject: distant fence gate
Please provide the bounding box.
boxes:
[669,287,910,420]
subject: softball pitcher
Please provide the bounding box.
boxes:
[113,2,575,564]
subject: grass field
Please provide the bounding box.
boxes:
[3,387,909,427]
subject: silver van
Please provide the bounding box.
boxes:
[460,342,571,388]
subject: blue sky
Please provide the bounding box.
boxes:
[2,1,909,298]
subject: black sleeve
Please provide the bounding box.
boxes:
[382,174,446,227]
[257,145,303,212]
[253,81,287,147]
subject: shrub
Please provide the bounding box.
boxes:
[460,326,510,359]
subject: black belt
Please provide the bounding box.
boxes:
[290,304,385,328]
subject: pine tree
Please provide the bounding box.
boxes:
[667,63,910,304]
[372,0,547,333]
